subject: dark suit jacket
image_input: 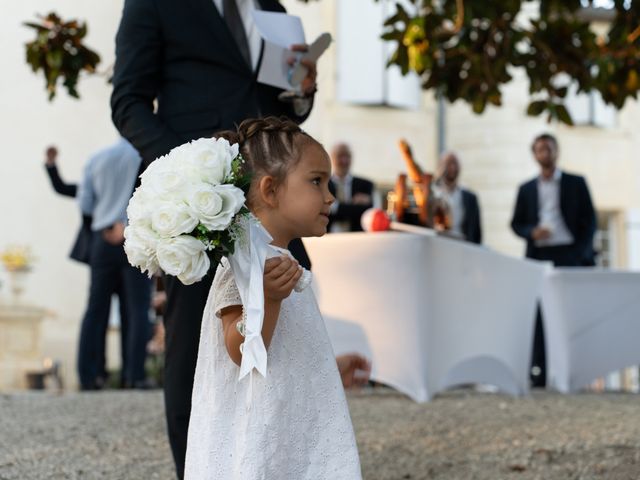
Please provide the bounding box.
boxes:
[460,188,482,244]
[111,0,313,269]
[511,171,596,266]
[111,0,312,167]
[45,165,77,197]
[328,176,374,232]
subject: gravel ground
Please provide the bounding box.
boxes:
[1,388,639,479]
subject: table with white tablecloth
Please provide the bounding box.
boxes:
[542,269,640,393]
[304,231,546,402]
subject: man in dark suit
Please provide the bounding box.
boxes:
[328,143,375,232]
[111,1,317,477]
[434,151,482,244]
[511,132,596,387]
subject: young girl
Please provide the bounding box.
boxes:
[184,117,362,479]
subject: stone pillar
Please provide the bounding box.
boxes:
[0,304,48,390]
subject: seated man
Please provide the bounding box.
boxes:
[328,143,377,232]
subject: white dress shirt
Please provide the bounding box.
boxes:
[536,168,574,247]
[329,174,353,233]
[78,139,142,231]
[434,184,465,237]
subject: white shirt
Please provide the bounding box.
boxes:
[434,184,465,237]
[329,174,353,233]
[213,0,262,71]
[536,168,574,247]
[78,139,142,231]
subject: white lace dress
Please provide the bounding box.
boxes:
[184,259,362,479]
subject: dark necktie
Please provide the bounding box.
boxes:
[223,0,252,68]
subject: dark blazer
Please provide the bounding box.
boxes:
[511,171,596,266]
[460,188,482,244]
[111,0,312,168]
[45,165,77,197]
[111,0,312,269]
[328,176,374,232]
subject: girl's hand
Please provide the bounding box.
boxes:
[264,256,303,302]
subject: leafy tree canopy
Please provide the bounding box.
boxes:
[300,0,639,124]
[380,0,639,124]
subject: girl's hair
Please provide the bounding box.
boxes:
[216,117,321,206]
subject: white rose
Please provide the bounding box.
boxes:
[189,184,245,231]
[156,235,210,285]
[186,137,235,185]
[143,159,191,197]
[127,188,154,225]
[124,224,161,276]
[151,202,199,238]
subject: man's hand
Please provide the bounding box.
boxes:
[352,193,372,206]
[336,353,371,389]
[263,256,302,302]
[103,222,126,245]
[289,44,317,97]
[45,146,58,167]
[532,226,552,241]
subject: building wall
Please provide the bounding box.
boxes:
[0,0,126,387]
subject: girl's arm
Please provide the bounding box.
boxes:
[220,256,302,366]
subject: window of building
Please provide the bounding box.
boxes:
[336,0,422,109]
[564,85,617,128]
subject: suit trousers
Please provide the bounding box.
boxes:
[163,272,214,480]
[77,234,152,389]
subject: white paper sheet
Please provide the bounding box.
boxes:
[252,11,305,90]
[252,11,305,47]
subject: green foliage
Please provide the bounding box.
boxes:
[24,12,101,100]
[379,0,640,125]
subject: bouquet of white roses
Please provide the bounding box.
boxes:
[124,137,251,285]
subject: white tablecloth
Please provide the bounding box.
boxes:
[304,231,546,402]
[542,269,640,393]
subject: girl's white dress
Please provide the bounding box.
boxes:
[184,259,362,479]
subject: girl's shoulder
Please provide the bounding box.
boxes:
[212,258,242,317]
[212,258,240,293]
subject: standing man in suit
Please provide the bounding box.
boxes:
[111,1,318,477]
[44,145,134,386]
[77,139,152,391]
[433,151,482,244]
[328,142,376,232]
[511,132,596,387]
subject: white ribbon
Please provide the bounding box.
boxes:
[228,215,312,382]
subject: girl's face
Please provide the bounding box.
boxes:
[272,143,334,242]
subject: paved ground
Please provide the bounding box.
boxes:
[1,388,639,479]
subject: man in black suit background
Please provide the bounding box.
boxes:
[511,132,596,387]
[111,1,318,476]
[328,142,376,232]
[434,151,482,244]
